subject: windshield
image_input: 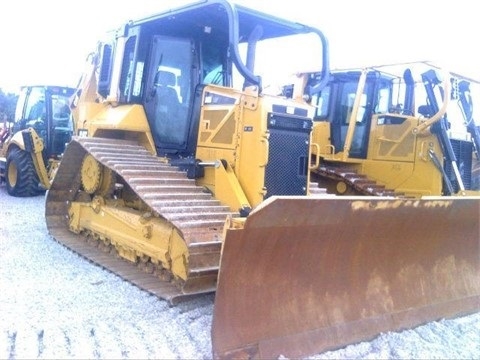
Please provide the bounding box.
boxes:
[234,33,323,94]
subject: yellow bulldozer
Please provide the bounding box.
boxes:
[212,63,480,358]
[43,0,479,359]
[0,85,75,196]
[294,63,480,196]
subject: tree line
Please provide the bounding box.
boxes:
[0,88,18,124]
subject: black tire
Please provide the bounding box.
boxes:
[5,147,44,197]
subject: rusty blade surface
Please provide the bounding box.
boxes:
[212,196,480,359]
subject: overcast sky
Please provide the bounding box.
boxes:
[0,0,478,93]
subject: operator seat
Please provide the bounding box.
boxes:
[154,70,180,114]
[153,70,182,144]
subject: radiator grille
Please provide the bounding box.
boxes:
[265,113,312,197]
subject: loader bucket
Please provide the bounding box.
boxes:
[212,196,480,359]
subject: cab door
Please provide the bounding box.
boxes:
[144,36,195,154]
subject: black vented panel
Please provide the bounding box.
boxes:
[444,139,473,192]
[265,113,312,197]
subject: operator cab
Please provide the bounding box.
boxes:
[13,85,75,160]
[95,0,329,159]
[309,70,393,159]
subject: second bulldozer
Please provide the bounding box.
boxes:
[43,0,479,358]
[302,62,480,196]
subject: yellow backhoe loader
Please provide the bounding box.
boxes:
[42,1,479,359]
[0,85,75,196]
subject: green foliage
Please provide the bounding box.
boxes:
[0,88,18,123]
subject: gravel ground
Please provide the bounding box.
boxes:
[0,183,479,359]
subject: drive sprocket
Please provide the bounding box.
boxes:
[80,154,115,196]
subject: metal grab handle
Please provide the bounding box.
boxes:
[260,137,269,167]
[309,142,320,170]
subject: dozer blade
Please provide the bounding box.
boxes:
[212,196,480,359]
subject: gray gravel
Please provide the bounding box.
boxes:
[0,184,479,359]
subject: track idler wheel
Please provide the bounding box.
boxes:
[80,154,115,196]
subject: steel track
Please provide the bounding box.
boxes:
[45,137,236,304]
